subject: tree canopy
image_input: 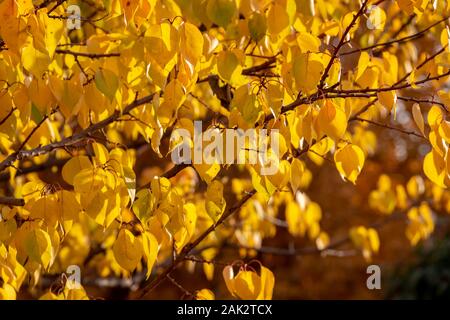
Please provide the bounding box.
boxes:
[1,0,450,299]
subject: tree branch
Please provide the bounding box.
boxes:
[0,196,25,206]
[353,116,425,139]
[54,49,120,59]
[0,92,157,173]
[340,16,449,56]
[318,0,370,89]
[137,189,256,299]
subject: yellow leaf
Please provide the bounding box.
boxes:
[340,11,359,37]
[27,77,55,114]
[223,264,274,300]
[234,270,261,299]
[318,100,347,141]
[266,159,291,188]
[21,43,50,78]
[39,292,63,300]
[396,0,414,15]
[334,144,365,184]
[92,142,110,165]
[0,283,16,300]
[216,51,245,87]
[113,229,143,272]
[369,175,397,215]
[84,189,121,228]
[290,158,305,193]
[0,0,28,54]
[427,105,444,130]
[62,156,93,185]
[28,196,60,228]
[64,286,90,300]
[120,0,140,25]
[293,53,324,93]
[231,85,261,124]
[439,120,450,143]
[406,175,425,199]
[73,168,105,194]
[248,12,267,42]
[95,68,119,102]
[349,226,379,261]
[423,149,446,188]
[123,166,136,204]
[180,22,204,65]
[356,52,370,80]
[297,32,321,53]
[356,66,379,88]
[377,90,397,116]
[194,162,221,184]
[223,265,236,295]
[24,228,54,269]
[196,289,215,300]
[267,3,289,35]
[205,180,226,222]
[206,0,236,28]
[406,203,434,245]
[412,103,425,136]
[428,130,446,157]
[141,231,159,279]
[256,266,275,300]
[39,11,64,57]
[367,6,386,30]
[132,189,154,223]
[316,232,330,250]
[48,76,83,119]
[151,177,171,202]
[158,79,186,127]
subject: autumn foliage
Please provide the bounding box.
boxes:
[1,0,450,300]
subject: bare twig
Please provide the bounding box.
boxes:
[318,0,370,89]
[55,49,120,59]
[353,116,425,139]
[341,16,449,56]
[0,196,25,206]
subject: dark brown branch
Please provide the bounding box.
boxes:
[340,16,449,56]
[166,274,195,298]
[353,116,425,139]
[351,47,447,119]
[184,255,229,267]
[137,164,190,191]
[17,108,58,152]
[330,70,450,95]
[198,57,279,83]
[242,57,277,76]
[0,158,68,182]
[397,96,448,110]
[34,0,57,10]
[54,49,120,59]
[0,107,16,127]
[47,0,66,14]
[0,196,25,206]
